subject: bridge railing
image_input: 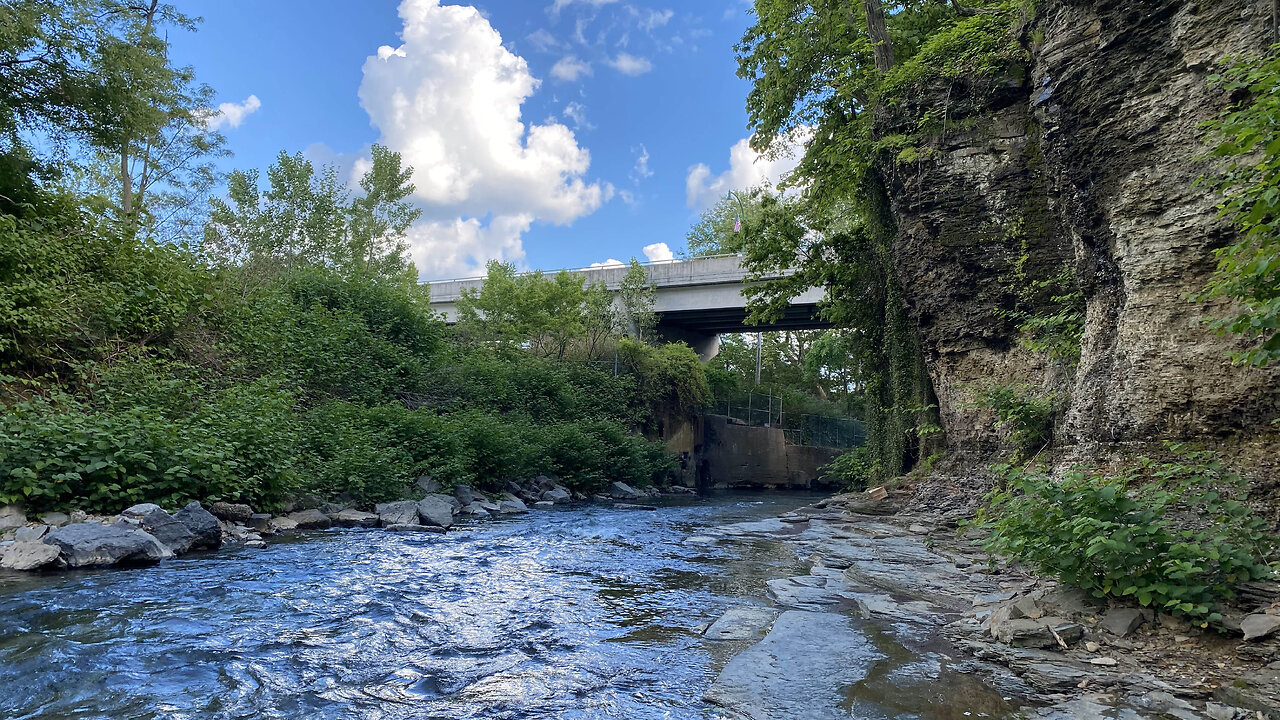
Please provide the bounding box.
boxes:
[424,253,747,286]
[711,389,865,449]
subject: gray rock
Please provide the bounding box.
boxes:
[247,513,273,532]
[414,475,440,494]
[244,539,267,549]
[43,523,169,568]
[477,500,500,513]
[1099,608,1148,637]
[1038,587,1098,618]
[174,502,222,550]
[462,502,490,517]
[0,505,26,532]
[1241,613,1280,642]
[38,512,70,527]
[287,509,333,530]
[416,496,454,528]
[335,509,379,528]
[992,617,1084,648]
[704,611,878,719]
[704,606,779,641]
[541,487,572,503]
[208,502,253,523]
[613,503,657,511]
[269,517,298,533]
[608,481,643,500]
[120,503,196,555]
[534,501,554,508]
[1,541,61,570]
[69,510,88,524]
[453,485,475,505]
[375,501,419,527]
[385,523,447,534]
[14,525,49,543]
[499,499,528,514]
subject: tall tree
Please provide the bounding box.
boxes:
[617,259,657,343]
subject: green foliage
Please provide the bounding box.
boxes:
[685,187,770,257]
[979,449,1277,621]
[1198,48,1280,366]
[617,258,657,343]
[617,338,710,425]
[819,446,877,491]
[980,384,1055,462]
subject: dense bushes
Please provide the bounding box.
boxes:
[978,449,1277,622]
[819,447,876,491]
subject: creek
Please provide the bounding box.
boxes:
[0,492,1022,719]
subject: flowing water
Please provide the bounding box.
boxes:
[0,493,1022,719]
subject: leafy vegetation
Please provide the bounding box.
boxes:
[980,384,1056,462]
[0,2,697,514]
[819,446,877,491]
[978,448,1277,621]
[1199,47,1280,366]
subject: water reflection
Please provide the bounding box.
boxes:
[0,493,1022,719]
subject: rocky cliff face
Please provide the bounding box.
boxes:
[886,0,1280,463]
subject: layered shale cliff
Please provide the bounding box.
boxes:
[884,0,1280,472]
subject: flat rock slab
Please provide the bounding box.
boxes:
[704,606,779,642]
[1,541,61,570]
[704,610,881,720]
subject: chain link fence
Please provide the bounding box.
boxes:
[711,389,865,449]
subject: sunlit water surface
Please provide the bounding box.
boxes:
[0,493,1020,719]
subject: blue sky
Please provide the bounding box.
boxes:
[169,0,801,280]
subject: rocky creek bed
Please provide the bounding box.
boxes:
[1,485,1277,719]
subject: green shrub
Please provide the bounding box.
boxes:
[820,446,877,491]
[980,384,1055,461]
[978,449,1277,622]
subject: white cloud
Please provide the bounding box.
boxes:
[526,28,559,51]
[630,144,653,182]
[635,8,673,31]
[589,258,624,268]
[359,0,606,280]
[608,52,653,75]
[550,0,618,11]
[642,242,673,262]
[685,130,810,210]
[562,101,592,130]
[205,94,261,131]
[550,54,592,81]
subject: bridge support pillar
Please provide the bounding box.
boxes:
[655,326,720,361]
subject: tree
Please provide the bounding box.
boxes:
[686,187,770,257]
[203,145,419,286]
[617,258,657,342]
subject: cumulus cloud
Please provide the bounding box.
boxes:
[562,101,592,130]
[685,130,810,210]
[642,242,673,262]
[550,54,592,81]
[589,258,625,268]
[608,52,653,75]
[205,94,261,131]
[359,0,606,279]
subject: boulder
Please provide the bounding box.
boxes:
[477,500,500,513]
[534,501,554,508]
[1099,608,1148,637]
[335,509,379,528]
[244,539,267,549]
[415,475,441,494]
[14,525,49,543]
[608,481,643,500]
[269,517,299,533]
[287,509,332,530]
[208,502,253,524]
[174,502,223,550]
[0,505,26,532]
[1,541,61,571]
[416,496,454,529]
[38,512,70,527]
[453,485,476,506]
[463,502,490,517]
[614,503,658,511]
[247,513,273,532]
[499,499,528,514]
[43,523,170,568]
[541,487,572,503]
[121,503,197,555]
[375,501,419,527]
[1241,614,1280,642]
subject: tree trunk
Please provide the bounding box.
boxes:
[120,144,132,216]
[863,0,894,72]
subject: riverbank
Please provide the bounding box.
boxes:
[0,476,686,573]
[698,481,1280,719]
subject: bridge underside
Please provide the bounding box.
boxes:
[655,303,831,360]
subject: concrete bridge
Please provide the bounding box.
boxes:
[425,254,828,359]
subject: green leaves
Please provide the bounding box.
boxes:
[1198,47,1280,366]
[980,448,1277,620]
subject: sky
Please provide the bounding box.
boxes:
[170,0,802,281]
